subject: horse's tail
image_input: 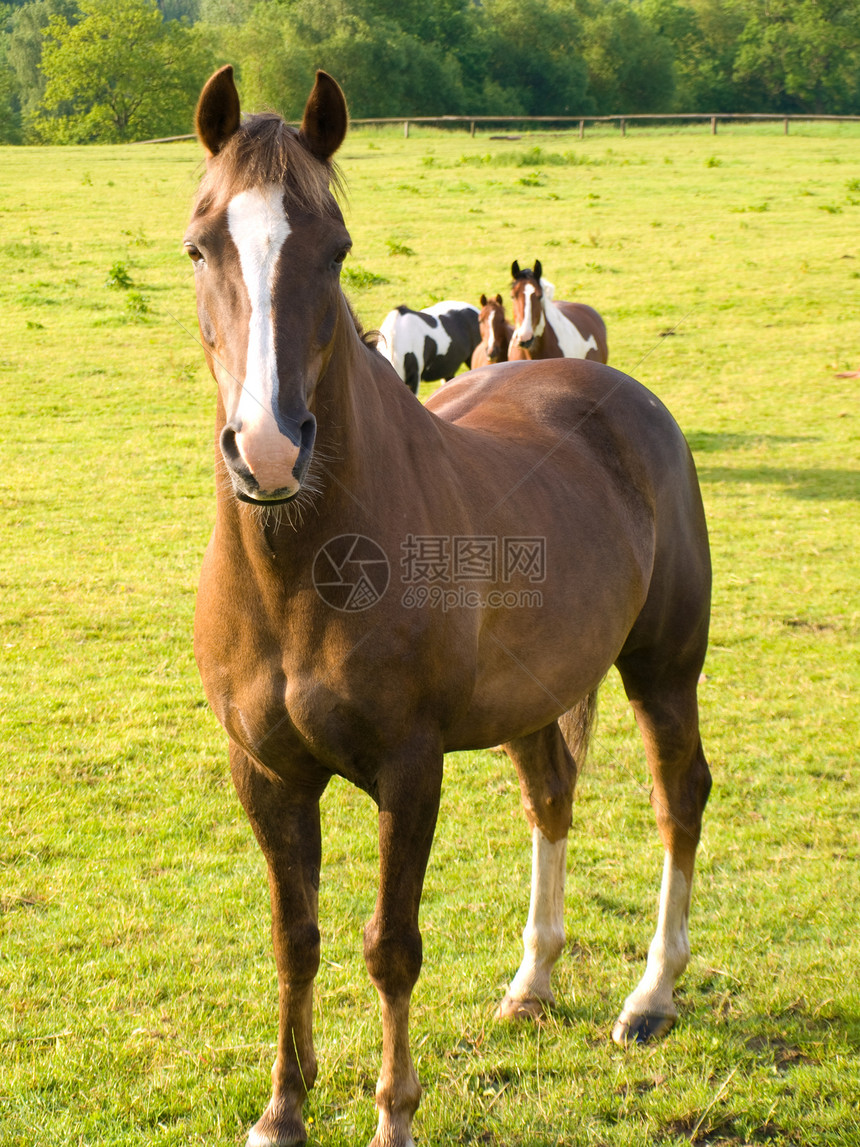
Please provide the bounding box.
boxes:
[558,687,599,770]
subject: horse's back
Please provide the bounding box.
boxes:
[427,358,683,469]
[429,356,710,675]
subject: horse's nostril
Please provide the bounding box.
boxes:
[297,415,317,475]
[220,424,242,465]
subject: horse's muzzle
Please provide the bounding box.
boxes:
[220,414,316,504]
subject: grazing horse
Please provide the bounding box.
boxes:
[377,299,481,392]
[187,65,712,1147]
[509,259,609,363]
[471,292,514,368]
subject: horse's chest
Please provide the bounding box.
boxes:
[194,574,420,781]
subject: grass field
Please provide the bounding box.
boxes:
[1,119,859,1146]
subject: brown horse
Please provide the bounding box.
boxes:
[509,259,609,363]
[187,65,712,1147]
[471,292,513,368]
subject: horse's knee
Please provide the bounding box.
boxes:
[273,920,321,983]
[363,919,423,996]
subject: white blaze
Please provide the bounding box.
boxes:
[227,185,292,443]
[514,283,538,344]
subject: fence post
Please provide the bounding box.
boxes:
[620,117,626,137]
[470,121,476,137]
[403,120,409,139]
[579,119,585,139]
[784,117,789,135]
[711,116,717,135]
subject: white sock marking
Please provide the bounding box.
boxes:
[622,854,691,1019]
[507,828,566,1003]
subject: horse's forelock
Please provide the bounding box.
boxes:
[194,113,345,217]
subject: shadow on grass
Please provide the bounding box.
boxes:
[686,430,821,452]
[696,464,860,500]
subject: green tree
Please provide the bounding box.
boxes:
[6,0,77,131]
[575,0,675,113]
[639,0,749,111]
[229,0,467,118]
[733,0,860,113]
[468,0,590,116]
[0,3,23,142]
[36,0,212,141]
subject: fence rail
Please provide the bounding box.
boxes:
[133,111,860,145]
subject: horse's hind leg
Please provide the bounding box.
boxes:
[497,719,582,1019]
[229,743,329,1147]
[611,652,712,1045]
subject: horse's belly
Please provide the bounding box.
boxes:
[442,545,648,750]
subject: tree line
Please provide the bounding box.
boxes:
[2,0,860,144]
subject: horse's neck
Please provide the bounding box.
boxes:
[540,287,597,358]
[310,312,438,511]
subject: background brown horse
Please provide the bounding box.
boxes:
[471,292,513,367]
[187,66,711,1147]
[509,259,609,363]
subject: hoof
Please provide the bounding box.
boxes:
[611,1010,675,1046]
[247,1102,307,1147]
[496,993,549,1021]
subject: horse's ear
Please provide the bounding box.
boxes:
[300,71,348,162]
[495,293,503,305]
[511,260,521,279]
[195,65,241,158]
[480,293,488,306]
[534,259,542,281]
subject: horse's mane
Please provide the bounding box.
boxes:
[346,299,379,350]
[539,278,556,303]
[193,112,346,217]
[539,278,597,355]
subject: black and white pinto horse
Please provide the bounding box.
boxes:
[377,301,481,393]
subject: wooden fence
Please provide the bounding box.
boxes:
[134,112,860,145]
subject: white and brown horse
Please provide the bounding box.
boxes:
[186,66,711,1147]
[377,300,481,392]
[471,292,514,368]
[509,259,609,363]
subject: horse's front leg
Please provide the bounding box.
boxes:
[230,743,330,1147]
[364,750,443,1147]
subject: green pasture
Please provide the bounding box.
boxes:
[1,121,858,1146]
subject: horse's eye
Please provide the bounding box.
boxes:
[333,246,350,267]
[185,242,204,264]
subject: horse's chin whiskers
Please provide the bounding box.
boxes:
[231,452,326,534]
